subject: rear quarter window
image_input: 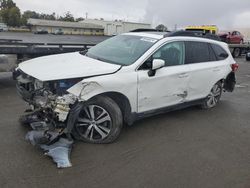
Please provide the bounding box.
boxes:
[211,43,229,60]
[185,41,215,64]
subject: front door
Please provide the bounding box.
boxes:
[137,41,190,113]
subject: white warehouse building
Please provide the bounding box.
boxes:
[81,19,152,36]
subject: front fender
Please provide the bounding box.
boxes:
[67,81,105,101]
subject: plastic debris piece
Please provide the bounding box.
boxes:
[25,130,73,168]
[30,121,49,130]
[25,130,49,145]
[45,147,72,168]
[25,130,60,146]
[19,114,39,125]
[41,138,73,168]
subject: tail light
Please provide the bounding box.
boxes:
[231,63,239,72]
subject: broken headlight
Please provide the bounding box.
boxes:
[54,79,82,95]
[34,79,44,90]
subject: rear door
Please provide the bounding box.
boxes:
[185,41,227,101]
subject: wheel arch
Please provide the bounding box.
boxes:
[90,92,135,125]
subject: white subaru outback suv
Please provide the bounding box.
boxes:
[14,30,238,144]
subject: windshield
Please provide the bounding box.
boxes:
[86,35,158,66]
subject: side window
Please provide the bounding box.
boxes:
[185,41,212,64]
[152,41,185,67]
[211,43,229,60]
[208,44,217,61]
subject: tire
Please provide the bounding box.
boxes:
[72,96,123,144]
[201,82,222,109]
[246,53,250,61]
[232,48,241,58]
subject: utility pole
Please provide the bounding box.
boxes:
[85,12,88,19]
[174,24,177,31]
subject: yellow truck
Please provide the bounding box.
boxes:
[185,25,218,34]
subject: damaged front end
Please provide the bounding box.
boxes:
[14,69,82,136]
[14,69,85,168]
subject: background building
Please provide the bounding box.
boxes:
[81,19,152,36]
[28,18,104,35]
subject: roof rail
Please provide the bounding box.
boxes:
[130,28,159,32]
[165,30,221,41]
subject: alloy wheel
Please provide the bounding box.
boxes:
[75,105,112,141]
[206,83,222,108]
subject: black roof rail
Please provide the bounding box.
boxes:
[130,28,159,32]
[165,30,221,41]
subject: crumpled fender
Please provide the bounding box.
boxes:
[67,81,105,101]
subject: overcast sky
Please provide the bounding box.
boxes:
[15,0,250,30]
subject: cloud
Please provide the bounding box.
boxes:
[14,0,250,29]
[14,0,147,22]
[233,11,250,28]
[144,0,250,30]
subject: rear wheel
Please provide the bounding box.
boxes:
[72,96,123,144]
[201,82,222,109]
[246,52,250,61]
[232,48,241,58]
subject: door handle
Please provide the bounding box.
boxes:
[178,73,188,78]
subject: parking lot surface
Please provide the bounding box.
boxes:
[0,58,249,188]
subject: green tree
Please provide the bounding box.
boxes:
[7,6,21,26]
[59,11,74,22]
[21,10,39,25]
[39,12,56,20]
[156,24,168,32]
[0,0,15,9]
[75,17,84,22]
[0,0,21,26]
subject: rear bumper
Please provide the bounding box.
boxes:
[223,72,236,92]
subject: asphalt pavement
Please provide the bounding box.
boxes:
[0,58,249,188]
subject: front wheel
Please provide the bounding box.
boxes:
[201,82,222,109]
[72,96,123,144]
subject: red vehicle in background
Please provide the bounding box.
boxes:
[219,31,244,44]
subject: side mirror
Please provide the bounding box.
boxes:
[148,59,165,77]
[152,59,165,70]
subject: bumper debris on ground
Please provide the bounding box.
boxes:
[23,114,74,168]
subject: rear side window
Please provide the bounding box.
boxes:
[211,44,229,60]
[185,41,214,64]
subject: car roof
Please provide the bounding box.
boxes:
[123,32,166,39]
[124,30,222,43]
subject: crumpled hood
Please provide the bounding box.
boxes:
[18,52,121,81]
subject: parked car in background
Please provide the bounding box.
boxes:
[53,28,64,35]
[34,29,48,34]
[0,23,8,32]
[14,31,238,144]
[219,31,244,44]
